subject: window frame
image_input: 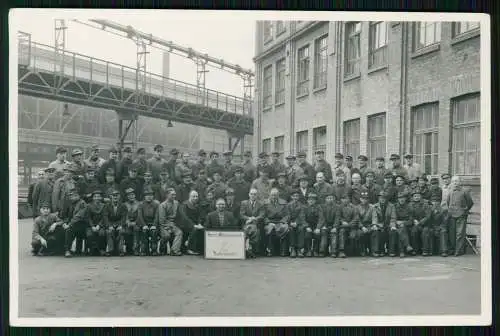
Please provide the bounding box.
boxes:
[313,126,327,154]
[368,21,388,69]
[452,22,480,38]
[296,130,309,157]
[262,138,272,154]
[276,21,286,36]
[263,21,274,44]
[262,64,273,110]
[344,22,362,77]
[413,21,441,51]
[297,44,311,97]
[313,34,328,90]
[367,113,387,168]
[275,58,286,105]
[451,93,481,177]
[274,135,285,163]
[411,102,440,175]
[343,118,361,159]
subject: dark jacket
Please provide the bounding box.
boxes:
[33,178,56,213]
[116,157,133,183]
[205,210,238,229]
[263,198,289,225]
[179,201,203,231]
[373,202,397,229]
[137,200,160,227]
[240,199,265,225]
[318,203,340,228]
[228,178,251,204]
[98,159,118,184]
[444,187,474,218]
[103,202,128,227]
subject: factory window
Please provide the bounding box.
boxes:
[276,21,286,36]
[451,93,480,176]
[263,21,273,43]
[274,135,285,163]
[411,102,439,175]
[314,35,328,89]
[344,22,361,77]
[367,113,387,167]
[296,130,309,158]
[262,138,272,154]
[368,21,388,68]
[313,126,327,154]
[297,45,310,96]
[343,119,360,160]
[414,22,441,50]
[262,65,273,110]
[452,22,480,37]
[275,58,286,105]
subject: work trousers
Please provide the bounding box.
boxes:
[264,222,289,255]
[243,222,259,253]
[65,221,87,253]
[449,215,468,256]
[420,226,434,255]
[31,226,65,255]
[140,224,159,255]
[388,224,411,255]
[106,226,126,254]
[433,225,448,255]
[330,226,358,255]
[85,227,106,254]
[160,225,183,254]
[367,226,384,255]
[288,224,310,251]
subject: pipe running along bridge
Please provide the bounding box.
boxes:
[17,32,254,153]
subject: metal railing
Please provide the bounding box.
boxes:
[18,41,251,116]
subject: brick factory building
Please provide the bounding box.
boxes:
[252,21,481,186]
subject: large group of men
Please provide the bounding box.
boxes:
[28,143,474,259]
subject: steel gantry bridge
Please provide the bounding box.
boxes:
[17,21,254,153]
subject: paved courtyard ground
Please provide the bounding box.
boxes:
[16,219,482,317]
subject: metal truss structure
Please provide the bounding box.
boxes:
[18,39,254,143]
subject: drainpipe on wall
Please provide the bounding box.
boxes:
[289,39,296,155]
[335,21,343,153]
[402,23,409,154]
[399,22,407,155]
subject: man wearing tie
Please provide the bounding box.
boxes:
[240,188,264,258]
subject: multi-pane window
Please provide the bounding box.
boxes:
[275,58,286,105]
[369,21,388,68]
[412,103,439,175]
[276,21,286,35]
[452,22,480,37]
[414,22,441,50]
[345,22,361,77]
[296,130,309,158]
[314,35,328,89]
[262,65,273,109]
[343,119,360,160]
[297,45,310,96]
[263,21,273,42]
[313,126,327,154]
[274,135,285,163]
[262,138,272,154]
[452,94,480,176]
[367,113,387,167]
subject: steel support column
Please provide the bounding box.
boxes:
[242,74,254,116]
[227,131,243,153]
[54,19,67,90]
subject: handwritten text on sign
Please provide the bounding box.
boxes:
[204,231,246,260]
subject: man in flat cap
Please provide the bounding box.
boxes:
[297,174,313,205]
[317,193,340,257]
[97,146,119,184]
[241,150,257,184]
[207,171,229,201]
[304,192,324,257]
[158,188,183,256]
[273,172,293,202]
[440,173,452,207]
[270,151,286,180]
[350,173,364,206]
[408,190,432,255]
[206,151,224,183]
[332,171,352,206]
[227,166,251,204]
[155,166,178,202]
[394,174,411,200]
[251,165,273,202]
[28,169,45,213]
[429,193,449,257]
[381,171,397,204]
[313,172,334,205]
[372,190,396,257]
[286,189,305,258]
[175,152,194,185]
[85,145,106,172]
[285,155,304,188]
[429,177,443,204]
[86,189,107,256]
[390,154,409,180]
[333,193,359,258]
[373,156,389,186]
[178,190,204,255]
[240,188,265,258]
[297,151,316,187]
[225,188,241,224]
[313,150,333,184]
[390,191,415,257]
[103,188,128,256]
[120,162,143,202]
[345,155,354,171]
[416,175,431,202]
[332,153,351,186]
[33,167,57,216]
[116,146,134,183]
[403,153,422,182]
[147,144,167,183]
[137,186,160,256]
[350,155,369,185]
[132,148,148,179]
[262,188,290,257]
[221,151,238,183]
[256,152,274,180]
[191,149,207,179]
[362,169,382,205]
[175,172,195,204]
[164,148,180,182]
[31,200,65,256]
[356,190,376,257]
[49,146,70,179]
[81,166,100,203]
[100,168,120,202]
[59,187,88,257]
[124,186,141,255]
[70,148,87,176]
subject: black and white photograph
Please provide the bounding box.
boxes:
[9,10,491,326]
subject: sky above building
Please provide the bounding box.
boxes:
[14,11,257,97]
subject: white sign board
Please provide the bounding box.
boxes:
[204,230,246,260]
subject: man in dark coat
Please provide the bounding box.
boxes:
[165,148,180,181]
[132,148,148,179]
[147,144,168,183]
[191,149,207,179]
[262,188,289,256]
[270,152,286,179]
[28,170,45,212]
[241,151,257,184]
[97,146,119,184]
[103,188,128,256]
[240,188,265,258]
[204,198,238,229]
[31,201,64,256]
[297,151,316,187]
[179,190,204,255]
[60,188,87,258]
[227,166,251,204]
[313,150,333,184]
[119,163,143,201]
[137,187,160,256]
[116,146,134,183]
[33,167,57,215]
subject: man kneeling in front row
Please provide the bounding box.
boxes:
[31,202,65,256]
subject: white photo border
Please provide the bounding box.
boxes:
[8,9,492,327]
